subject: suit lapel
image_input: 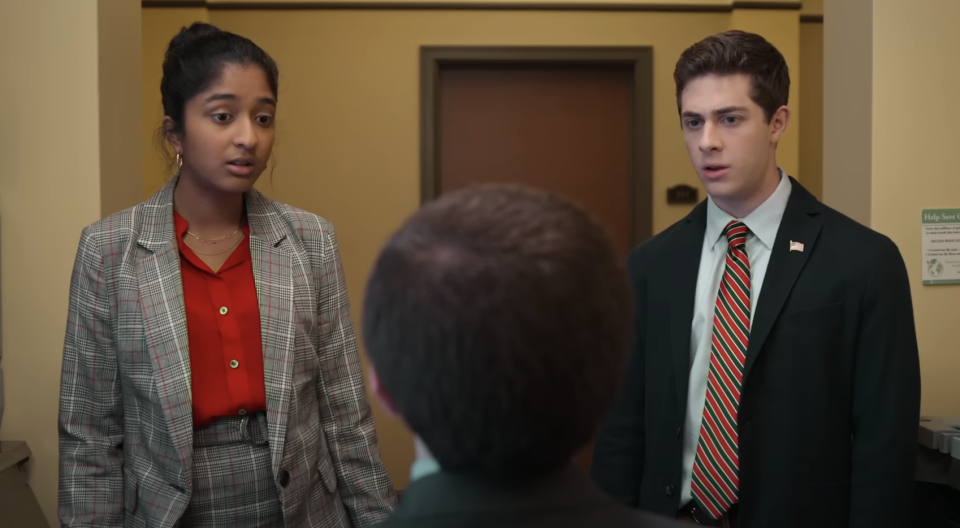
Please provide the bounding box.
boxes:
[135,178,195,477]
[245,190,298,477]
[670,202,707,419]
[742,179,822,382]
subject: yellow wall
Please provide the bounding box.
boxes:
[871,0,960,417]
[142,4,812,487]
[823,0,871,226]
[0,1,141,524]
[0,4,100,524]
[100,0,145,217]
[799,19,822,199]
[800,0,823,16]
[729,8,801,181]
[142,8,210,196]
[211,0,731,4]
[825,0,960,418]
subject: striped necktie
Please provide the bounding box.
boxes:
[691,220,751,520]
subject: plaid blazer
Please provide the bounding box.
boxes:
[58,178,397,527]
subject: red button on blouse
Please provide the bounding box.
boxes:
[174,210,267,428]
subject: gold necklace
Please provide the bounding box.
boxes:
[186,226,241,244]
[186,233,244,256]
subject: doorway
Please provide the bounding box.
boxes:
[421,46,653,255]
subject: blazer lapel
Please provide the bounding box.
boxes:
[742,179,823,382]
[669,202,708,420]
[134,177,195,477]
[245,190,298,477]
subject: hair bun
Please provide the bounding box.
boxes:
[166,22,222,58]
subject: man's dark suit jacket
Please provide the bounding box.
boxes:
[591,179,921,528]
[375,464,685,528]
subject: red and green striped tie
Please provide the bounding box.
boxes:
[691,220,750,520]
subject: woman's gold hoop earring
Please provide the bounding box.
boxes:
[176,152,183,170]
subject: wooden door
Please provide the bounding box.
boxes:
[423,48,653,473]
[438,63,633,258]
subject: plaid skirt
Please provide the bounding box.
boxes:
[180,412,284,527]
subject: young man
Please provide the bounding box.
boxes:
[362,186,683,528]
[591,31,921,528]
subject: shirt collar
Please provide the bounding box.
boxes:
[410,457,442,482]
[705,168,792,251]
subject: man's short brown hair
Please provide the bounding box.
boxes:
[674,30,790,122]
[363,185,631,476]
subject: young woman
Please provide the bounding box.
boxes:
[58,22,397,527]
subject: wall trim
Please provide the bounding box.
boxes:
[143,1,206,6]
[420,46,654,245]
[143,1,802,12]
[731,2,801,9]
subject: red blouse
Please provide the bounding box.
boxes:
[174,210,267,428]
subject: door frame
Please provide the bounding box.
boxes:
[420,46,654,246]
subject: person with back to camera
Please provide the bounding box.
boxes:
[361,184,686,528]
[58,22,397,527]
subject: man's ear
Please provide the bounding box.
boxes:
[769,105,791,144]
[162,116,183,154]
[368,366,401,418]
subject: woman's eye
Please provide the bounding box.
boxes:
[256,115,274,125]
[213,113,231,122]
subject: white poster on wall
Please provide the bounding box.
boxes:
[921,209,960,286]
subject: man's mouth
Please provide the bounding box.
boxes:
[703,165,730,178]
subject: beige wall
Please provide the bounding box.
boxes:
[154,0,799,5]
[823,0,872,226]
[100,0,145,217]
[801,0,823,16]
[871,0,960,417]
[0,1,141,525]
[0,3,100,524]
[825,0,960,417]
[142,8,210,196]
[799,19,822,199]
[211,0,730,4]
[729,8,801,180]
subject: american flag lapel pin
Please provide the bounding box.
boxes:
[789,240,804,252]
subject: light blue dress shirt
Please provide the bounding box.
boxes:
[678,170,792,507]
